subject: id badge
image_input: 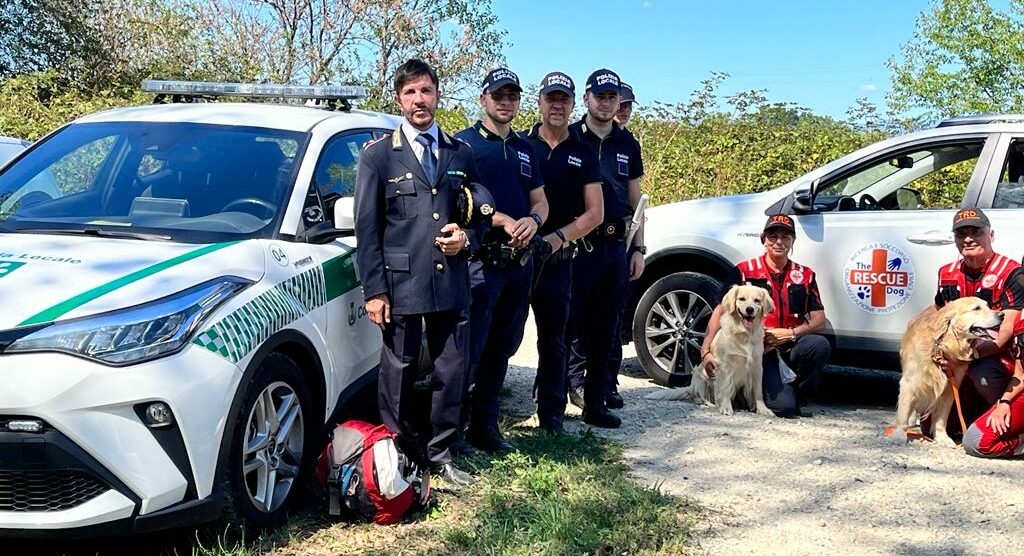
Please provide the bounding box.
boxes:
[520,161,532,178]
[617,162,628,176]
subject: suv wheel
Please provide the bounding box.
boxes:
[220,353,312,528]
[633,272,722,386]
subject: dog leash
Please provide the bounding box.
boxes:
[931,327,969,436]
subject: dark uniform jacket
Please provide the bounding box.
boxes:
[354,127,487,316]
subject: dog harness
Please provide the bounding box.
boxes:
[738,254,819,329]
[936,253,1019,310]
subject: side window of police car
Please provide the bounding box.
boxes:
[993,139,1024,209]
[815,141,984,212]
[310,131,375,225]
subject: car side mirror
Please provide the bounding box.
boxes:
[334,196,355,232]
[300,197,355,244]
[791,180,816,212]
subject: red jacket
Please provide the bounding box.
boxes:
[738,254,821,329]
[936,253,1020,310]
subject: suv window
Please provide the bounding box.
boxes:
[816,141,984,211]
[0,122,309,243]
[315,131,374,198]
[994,139,1024,209]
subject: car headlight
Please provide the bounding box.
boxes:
[6,276,251,365]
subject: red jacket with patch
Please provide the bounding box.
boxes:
[936,253,1020,310]
[737,255,822,329]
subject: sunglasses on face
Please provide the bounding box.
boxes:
[489,92,521,102]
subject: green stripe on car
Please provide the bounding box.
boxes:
[194,251,359,364]
[18,241,240,326]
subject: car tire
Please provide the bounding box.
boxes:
[633,271,722,387]
[219,352,313,529]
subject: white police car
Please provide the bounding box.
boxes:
[0,81,402,535]
[634,114,1024,386]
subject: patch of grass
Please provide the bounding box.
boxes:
[438,429,700,556]
[12,428,699,556]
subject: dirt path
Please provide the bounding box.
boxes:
[504,314,1024,556]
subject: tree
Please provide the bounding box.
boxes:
[0,0,107,82]
[188,0,506,108]
[887,0,1024,123]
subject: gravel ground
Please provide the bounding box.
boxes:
[503,313,1024,556]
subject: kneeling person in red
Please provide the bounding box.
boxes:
[963,314,1024,458]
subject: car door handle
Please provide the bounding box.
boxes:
[906,232,953,246]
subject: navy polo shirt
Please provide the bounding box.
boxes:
[569,118,643,220]
[455,121,543,220]
[520,124,602,235]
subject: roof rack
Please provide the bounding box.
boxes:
[936,113,1024,128]
[141,80,366,112]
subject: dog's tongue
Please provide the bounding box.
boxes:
[987,328,1000,340]
[741,318,754,330]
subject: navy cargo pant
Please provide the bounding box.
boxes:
[565,238,628,410]
[466,258,533,429]
[380,310,469,467]
[530,257,573,422]
[761,334,830,417]
[568,283,633,393]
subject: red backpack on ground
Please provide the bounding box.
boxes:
[315,420,426,525]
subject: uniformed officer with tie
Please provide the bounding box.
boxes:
[455,68,548,452]
[521,71,603,435]
[564,69,645,428]
[354,59,490,487]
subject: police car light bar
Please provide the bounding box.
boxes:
[141,80,366,101]
[937,113,1024,127]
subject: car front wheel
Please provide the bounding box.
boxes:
[633,272,722,386]
[220,353,312,528]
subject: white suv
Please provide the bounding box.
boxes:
[633,114,1024,386]
[0,82,400,536]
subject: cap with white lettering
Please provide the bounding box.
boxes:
[585,68,621,94]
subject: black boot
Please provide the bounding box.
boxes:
[466,423,514,453]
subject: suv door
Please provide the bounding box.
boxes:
[791,134,1000,352]
[304,129,387,395]
[975,133,1024,263]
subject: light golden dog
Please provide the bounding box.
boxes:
[892,297,1003,446]
[647,284,775,417]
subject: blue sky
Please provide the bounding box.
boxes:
[491,0,935,119]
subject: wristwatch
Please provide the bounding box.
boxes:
[460,230,471,252]
[630,245,648,255]
[529,212,543,226]
[998,398,1012,406]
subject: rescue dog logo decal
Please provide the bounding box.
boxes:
[843,242,916,315]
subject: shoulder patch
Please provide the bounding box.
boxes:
[362,135,387,150]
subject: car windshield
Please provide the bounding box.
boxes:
[0,122,308,243]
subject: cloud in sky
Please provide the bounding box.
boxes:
[859,83,877,92]
[642,1,652,8]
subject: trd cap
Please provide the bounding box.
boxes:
[763,214,796,234]
[952,207,990,230]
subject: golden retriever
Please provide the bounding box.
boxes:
[647,284,775,417]
[892,297,1003,446]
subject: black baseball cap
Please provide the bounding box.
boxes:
[481,67,522,93]
[620,82,636,103]
[952,207,991,230]
[763,214,796,234]
[539,71,574,96]
[585,68,621,94]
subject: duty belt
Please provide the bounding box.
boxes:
[548,241,578,264]
[474,242,529,269]
[587,219,628,241]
